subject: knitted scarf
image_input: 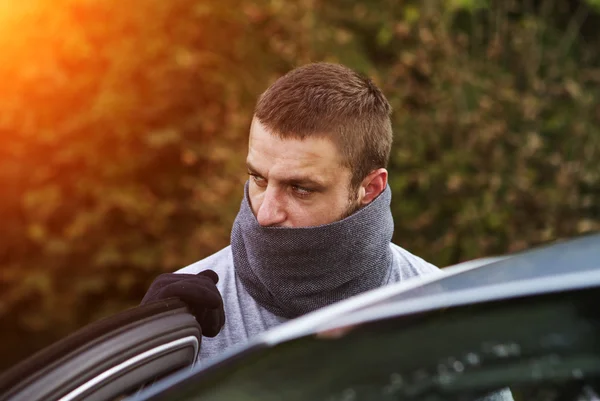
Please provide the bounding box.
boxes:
[231,182,394,319]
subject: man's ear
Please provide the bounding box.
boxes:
[359,168,388,206]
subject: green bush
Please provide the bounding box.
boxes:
[1,0,599,371]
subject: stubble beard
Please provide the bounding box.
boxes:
[340,187,363,220]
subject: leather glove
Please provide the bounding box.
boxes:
[141,270,225,337]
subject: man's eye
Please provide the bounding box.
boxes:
[250,174,267,187]
[292,185,313,197]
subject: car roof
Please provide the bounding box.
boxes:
[388,231,600,301]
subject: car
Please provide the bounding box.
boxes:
[2,232,600,401]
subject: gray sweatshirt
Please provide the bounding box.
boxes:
[178,243,438,361]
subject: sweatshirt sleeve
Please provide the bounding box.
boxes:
[390,242,440,280]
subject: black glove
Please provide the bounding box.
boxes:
[141,270,225,337]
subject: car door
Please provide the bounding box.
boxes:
[0,298,201,401]
[133,273,600,401]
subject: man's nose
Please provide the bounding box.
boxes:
[256,188,287,227]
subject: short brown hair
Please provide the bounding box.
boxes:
[254,62,393,190]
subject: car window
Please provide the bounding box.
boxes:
[139,286,600,401]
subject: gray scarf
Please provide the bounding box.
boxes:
[231,182,394,319]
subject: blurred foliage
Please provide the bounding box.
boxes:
[1,0,599,371]
[0,0,270,368]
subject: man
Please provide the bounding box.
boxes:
[142,62,440,360]
[142,63,515,400]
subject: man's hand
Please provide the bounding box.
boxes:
[141,270,225,337]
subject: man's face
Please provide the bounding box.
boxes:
[246,118,358,228]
